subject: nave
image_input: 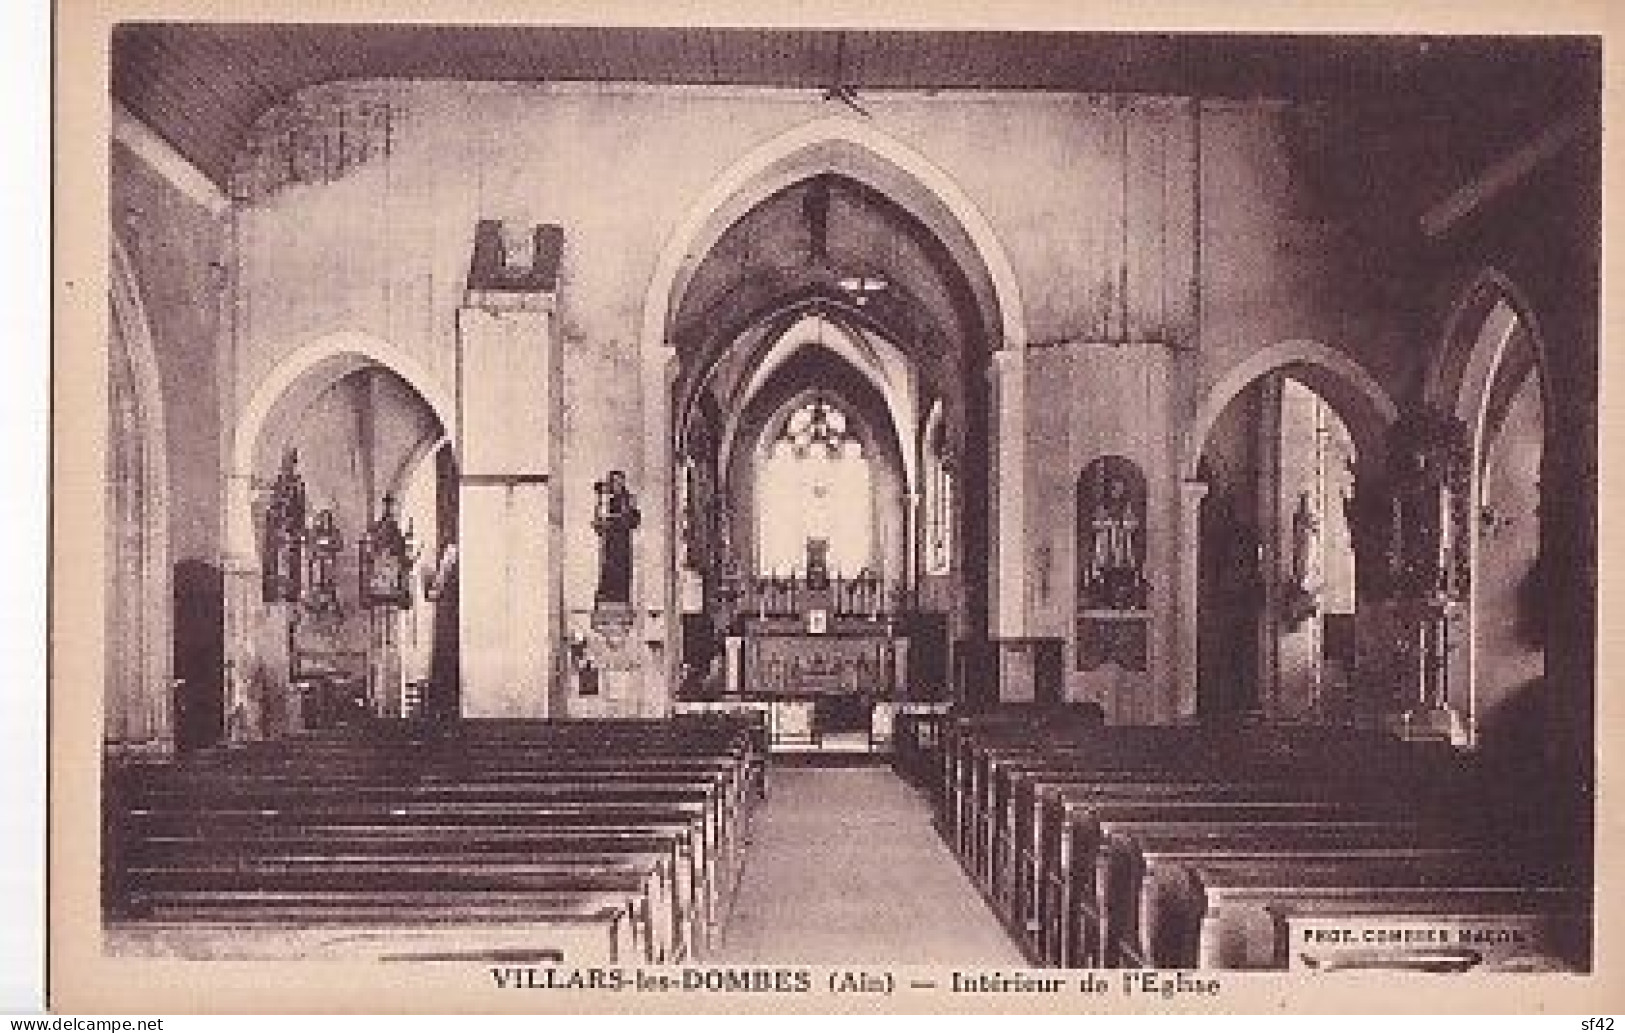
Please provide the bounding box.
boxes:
[102,705,1590,972]
[92,25,1600,988]
[717,765,1022,964]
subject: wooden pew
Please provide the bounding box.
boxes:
[945,726,1464,952]
[942,719,1577,974]
[1024,775,1420,921]
[1265,889,1591,972]
[123,759,745,866]
[126,854,681,963]
[1093,819,1477,969]
[141,757,758,886]
[168,750,760,878]
[1136,851,1558,970]
[133,826,704,957]
[979,731,1459,880]
[1000,765,1409,922]
[125,772,740,896]
[950,724,1447,893]
[939,709,1105,860]
[106,890,638,964]
[122,798,718,953]
[107,714,770,965]
[1039,794,1409,967]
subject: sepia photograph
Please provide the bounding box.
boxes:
[49,0,1614,1014]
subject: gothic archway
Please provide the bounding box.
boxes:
[1428,271,1552,745]
[225,339,454,739]
[661,132,1010,709]
[1182,348,1395,722]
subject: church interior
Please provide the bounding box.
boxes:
[100,26,1598,970]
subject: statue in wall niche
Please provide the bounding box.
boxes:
[1075,456,1151,672]
[262,448,307,604]
[1077,457,1149,611]
[593,470,641,607]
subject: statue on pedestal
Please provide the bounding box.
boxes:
[1282,490,1322,629]
[593,470,641,607]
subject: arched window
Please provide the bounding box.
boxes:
[756,396,874,576]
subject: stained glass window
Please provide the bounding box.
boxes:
[756,397,873,576]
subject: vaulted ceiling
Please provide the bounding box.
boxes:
[113,25,1598,191]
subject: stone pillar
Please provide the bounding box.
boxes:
[637,343,679,717]
[1255,374,1283,716]
[904,489,921,605]
[989,349,1028,640]
[222,466,270,742]
[1175,479,1209,721]
[456,289,560,718]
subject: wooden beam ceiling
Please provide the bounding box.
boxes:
[111,25,1598,190]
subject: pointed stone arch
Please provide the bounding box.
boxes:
[227,331,454,563]
[1425,268,1554,744]
[1184,341,1398,482]
[640,115,1027,357]
[639,116,1031,664]
[1175,340,1398,721]
[222,331,453,738]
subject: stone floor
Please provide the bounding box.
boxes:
[715,765,1025,964]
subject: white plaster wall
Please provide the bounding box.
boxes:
[230,83,1410,718]
[1025,342,1173,723]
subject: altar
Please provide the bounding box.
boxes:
[740,616,899,698]
[720,613,909,748]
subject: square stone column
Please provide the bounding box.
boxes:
[455,291,561,718]
[989,349,1028,639]
[1175,479,1208,721]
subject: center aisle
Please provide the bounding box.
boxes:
[717,765,1026,964]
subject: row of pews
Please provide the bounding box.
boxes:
[104,715,767,966]
[941,711,1591,972]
